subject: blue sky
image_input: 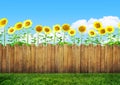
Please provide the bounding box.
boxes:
[0,0,120,27]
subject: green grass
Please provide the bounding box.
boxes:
[0,73,120,85]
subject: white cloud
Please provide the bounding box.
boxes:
[71,16,120,30]
[71,19,87,29]
[99,16,120,28]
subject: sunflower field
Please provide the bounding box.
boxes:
[0,18,120,46]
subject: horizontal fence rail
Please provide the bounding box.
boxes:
[0,44,120,73]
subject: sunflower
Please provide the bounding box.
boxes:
[78,25,86,33]
[53,24,61,32]
[118,23,120,29]
[68,29,76,36]
[93,21,102,30]
[105,26,114,34]
[8,27,15,34]
[88,30,96,37]
[35,25,43,33]
[43,26,51,34]
[98,28,106,35]
[62,24,70,32]
[23,19,32,28]
[14,22,23,30]
[0,18,8,27]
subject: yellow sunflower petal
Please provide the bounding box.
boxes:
[68,29,76,36]
[23,19,32,28]
[118,22,120,29]
[78,25,86,33]
[43,26,51,34]
[88,29,96,37]
[0,18,8,27]
[14,22,23,30]
[62,24,70,32]
[105,26,114,34]
[98,28,106,35]
[35,25,43,33]
[8,27,15,34]
[93,21,102,30]
[53,24,61,32]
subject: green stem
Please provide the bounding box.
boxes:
[72,36,75,45]
[26,29,29,44]
[45,34,47,46]
[37,33,39,46]
[54,32,56,45]
[4,27,6,46]
[73,36,75,45]
[81,33,82,45]
[100,35,102,45]
[63,32,65,43]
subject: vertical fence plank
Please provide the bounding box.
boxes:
[60,45,64,73]
[43,45,47,73]
[63,44,68,72]
[39,44,44,73]
[105,45,113,73]
[72,45,76,73]
[100,46,105,73]
[18,46,23,72]
[88,44,94,73]
[36,44,42,73]
[6,45,11,73]
[51,45,55,73]
[80,45,85,73]
[14,45,17,73]
[80,45,83,73]
[22,45,27,72]
[67,45,72,72]
[47,44,52,73]
[2,46,7,73]
[76,45,80,73]
[113,45,119,72]
[14,45,22,73]
[84,45,88,73]
[30,44,36,73]
[54,45,59,72]
[57,45,61,73]
[92,45,96,73]
[10,46,14,73]
[0,45,3,72]
[27,46,31,73]
[94,45,101,72]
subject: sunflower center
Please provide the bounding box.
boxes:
[1,20,6,25]
[45,28,50,32]
[107,28,112,32]
[10,29,14,32]
[70,31,74,34]
[90,31,94,35]
[63,25,70,31]
[25,22,30,26]
[36,26,42,32]
[17,24,22,28]
[101,29,105,34]
[55,26,60,31]
[79,26,86,32]
[95,23,101,28]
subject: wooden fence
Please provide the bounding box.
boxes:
[0,44,120,73]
